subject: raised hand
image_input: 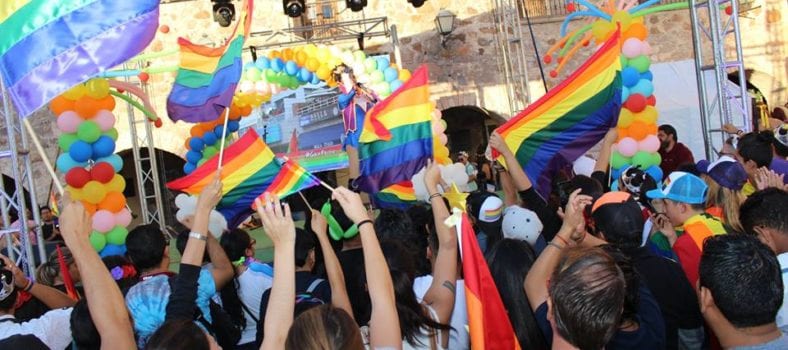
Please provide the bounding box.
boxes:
[310,209,328,237]
[59,199,92,244]
[0,254,28,288]
[331,187,370,224]
[424,159,442,192]
[489,132,511,157]
[755,167,785,191]
[197,172,223,210]
[255,193,295,247]
[560,189,592,243]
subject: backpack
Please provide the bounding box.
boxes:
[166,276,242,349]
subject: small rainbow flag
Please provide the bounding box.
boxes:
[355,65,434,193]
[49,191,59,217]
[371,181,418,210]
[460,213,520,349]
[166,0,253,123]
[493,30,622,199]
[252,158,320,208]
[0,0,159,118]
[167,129,281,227]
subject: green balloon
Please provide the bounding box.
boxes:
[105,128,119,141]
[58,133,79,151]
[353,50,366,62]
[197,159,207,167]
[246,68,262,82]
[89,231,107,251]
[620,56,629,68]
[364,58,377,74]
[631,151,652,169]
[370,70,384,83]
[611,151,631,170]
[77,121,102,143]
[651,152,662,168]
[106,226,129,245]
[265,69,277,80]
[629,55,651,73]
[203,146,218,159]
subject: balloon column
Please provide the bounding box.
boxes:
[544,0,667,183]
[431,108,451,165]
[182,102,248,174]
[50,79,132,256]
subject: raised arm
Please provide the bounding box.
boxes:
[310,209,354,320]
[58,199,134,349]
[206,233,234,290]
[490,132,532,191]
[421,161,458,326]
[500,168,519,207]
[594,128,618,175]
[524,189,591,310]
[258,194,297,350]
[332,187,401,349]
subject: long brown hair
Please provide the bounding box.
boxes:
[286,305,364,350]
[35,247,74,287]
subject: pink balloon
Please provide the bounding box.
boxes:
[114,208,132,227]
[617,137,639,157]
[438,133,448,145]
[622,38,643,59]
[93,110,116,132]
[92,210,116,233]
[641,41,653,55]
[639,134,661,153]
[56,111,83,133]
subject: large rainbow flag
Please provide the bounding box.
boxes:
[166,0,253,123]
[0,0,159,117]
[167,129,281,227]
[460,213,520,349]
[354,65,434,193]
[371,181,418,210]
[494,30,623,199]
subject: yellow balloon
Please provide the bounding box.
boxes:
[316,66,331,81]
[611,11,632,31]
[618,109,635,128]
[82,181,107,205]
[295,51,308,66]
[67,186,84,201]
[108,175,126,193]
[306,58,320,72]
[303,44,318,56]
[63,84,88,100]
[637,106,658,125]
[316,47,330,62]
[398,69,412,81]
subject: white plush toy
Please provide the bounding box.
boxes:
[412,163,471,201]
[175,194,227,237]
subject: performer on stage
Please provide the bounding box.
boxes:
[333,64,379,189]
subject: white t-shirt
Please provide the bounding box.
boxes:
[236,268,273,345]
[413,275,469,350]
[776,253,788,329]
[0,308,73,350]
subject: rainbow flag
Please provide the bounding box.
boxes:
[252,158,320,208]
[49,191,59,217]
[166,0,253,123]
[167,129,281,227]
[0,0,159,117]
[371,181,418,210]
[460,213,520,349]
[354,65,434,193]
[493,30,622,199]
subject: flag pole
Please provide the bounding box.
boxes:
[298,191,313,211]
[217,107,231,170]
[23,119,64,195]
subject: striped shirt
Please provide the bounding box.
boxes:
[674,213,729,285]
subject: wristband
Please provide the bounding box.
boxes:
[188,232,208,241]
[23,279,34,292]
[429,193,442,200]
[547,241,564,250]
[356,219,373,230]
[554,235,570,247]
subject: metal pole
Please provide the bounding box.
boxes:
[19,117,46,263]
[390,24,403,68]
[688,0,713,160]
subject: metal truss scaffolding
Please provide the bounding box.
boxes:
[0,77,45,275]
[492,0,533,117]
[688,0,750,160]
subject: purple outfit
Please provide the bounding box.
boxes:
[337,87,378,150]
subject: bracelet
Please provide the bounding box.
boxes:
[23,279,34,292]
[188,232,208,241]
[547,241,564,250]
[736,129,744,135]
[429,193,442,200]
[554,235,571,247]
[356,219,373,229]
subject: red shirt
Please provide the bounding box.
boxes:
[673,213,728,286]
[659,142,695,175]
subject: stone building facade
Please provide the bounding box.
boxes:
[2,0,786,206]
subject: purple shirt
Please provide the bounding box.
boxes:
[771,157,788,184]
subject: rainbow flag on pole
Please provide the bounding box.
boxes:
[252,158,321,208]
[459,213,520,349]
[493,30,622,199]
[371,181,418,210]
[166,0,253,123]
[354,65,434,193]
[0,0,159,118]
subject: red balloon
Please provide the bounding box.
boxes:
[90,162,115,184]
[65,168,91,188]
[646,95,656,106]
[543,55,552,64]
[138,72,150,83]
[625,94,647,113]
[154,119,163,128]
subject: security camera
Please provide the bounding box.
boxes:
[212,0,236,27]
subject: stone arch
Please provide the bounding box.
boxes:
[441,105,507,162]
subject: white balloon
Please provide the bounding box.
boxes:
[174,194,228,237]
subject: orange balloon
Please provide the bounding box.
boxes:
[82,202,98,216]
[96,95,116,112]
[229,104,242,119]
[282,48,294,61]
[50,95,75,116]
[628,121,649,140]
[74,96,101,118]
[190,125,203,137]
[240,106,252,116]
[624,23,648,41]
[617,127,630,141]
[295,51,308,66]
[269,50,281,59]
[98,191,126,213]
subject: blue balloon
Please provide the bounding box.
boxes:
[255,57,270,70]
[376,57,390,71]
[214,125,225,138]
[389,79,404,92]
[56,153,86,173]
[611,167,623,182]
[630,79,654,97]
[91,136,116,159]
[640,71,653,81]
[99,244,126,258]
[243,62,255,70]
[97,154,123,172]
[383,67,398,83]
[645,165,663,183]
[186,150,202,164]
[310,74,320,85]
[621,86,630,103]
[184,162,196,175]
[621,67,640,87]
[299,67,313,83]
[189,137,205,151]
[203,131,218,145]
[227,120,240,133]
[270,58,284,73]
[69,140,93,162]
[285,61,299,76]
[610,179,620,191]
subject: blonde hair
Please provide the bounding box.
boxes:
[704,178,746,232]
[35,247,74,287]
[285,305,364,350]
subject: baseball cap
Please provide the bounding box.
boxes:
[646,171,708,204]
[698,155,747,190]
[502,206,543,246]
[774,123,788,148]
[0,268,14,302]
[468,192,503,223]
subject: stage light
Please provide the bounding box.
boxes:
[284,0,305,18]
[346,0,367,12]
[409,0,426,8]
[212,0,235,27]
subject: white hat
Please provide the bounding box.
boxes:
[502,206,543,246]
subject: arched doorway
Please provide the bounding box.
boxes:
[441,106,506,161]
[117,148,185,228]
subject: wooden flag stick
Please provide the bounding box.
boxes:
[298,191,313,211]
[217,107,231,170]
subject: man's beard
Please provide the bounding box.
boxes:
[659,140,671,151]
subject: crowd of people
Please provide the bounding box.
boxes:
[1,116,788,350]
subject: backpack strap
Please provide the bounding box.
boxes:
[240,300,259,323]
[306,278,325,294]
